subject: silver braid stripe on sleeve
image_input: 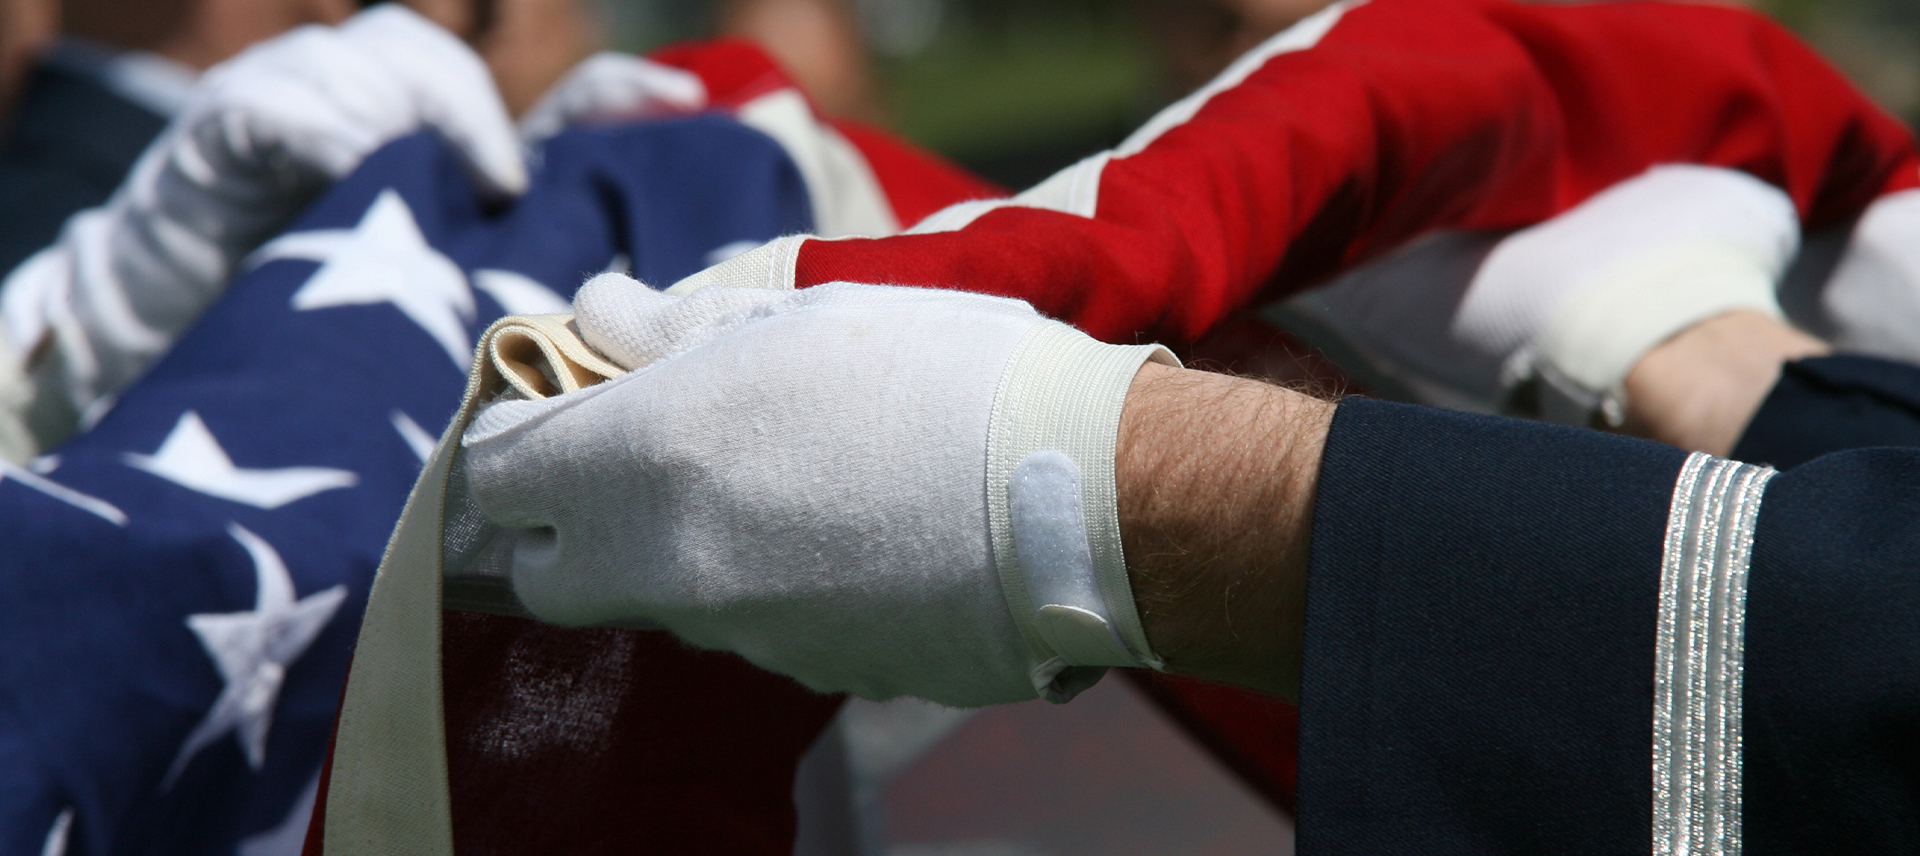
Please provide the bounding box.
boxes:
[1652,452,1776,856]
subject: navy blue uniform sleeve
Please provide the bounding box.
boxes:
[1743,449,1920,851]
[1733,355,1920,470]
[1730,354,1920,848]
[1298,396,1920,854]
[1296,397,1687,853]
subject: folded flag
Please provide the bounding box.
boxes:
[0,111,821,856]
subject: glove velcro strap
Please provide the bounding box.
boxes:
[984,322,1177,702]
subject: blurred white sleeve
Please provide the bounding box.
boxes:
[515,52,706,148]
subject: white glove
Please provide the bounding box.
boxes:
[0,5,524,456]
[1803,188,1920,365]
[460,276,1176,706]
[516,52,707,150]
[1279,165,1800,424]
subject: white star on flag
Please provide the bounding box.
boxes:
[38,808,70,856]
[164,524,347,788]
[0,459,125,525]
[252,189,478,369]
[471,269,572,316]
[389,409,437,464]
[125,412,358,509]
[236,770,321,856]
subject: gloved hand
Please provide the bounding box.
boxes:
[461,275,1177,706]
[1805,188,1920,365]
[0,5,524,456]
[1279,165,1801,425]
[516,52,706,150]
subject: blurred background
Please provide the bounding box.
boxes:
[606,0,1920,190]
[8,0,1916,190]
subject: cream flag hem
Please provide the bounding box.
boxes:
[323,314,622,855]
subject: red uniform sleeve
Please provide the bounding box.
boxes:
[792,0,1920,346]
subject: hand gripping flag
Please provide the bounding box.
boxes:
[1,42,1274,856]
[288,45,1317,856]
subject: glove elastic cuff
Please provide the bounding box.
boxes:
[984,322,1178,702]
[664,235,806,295]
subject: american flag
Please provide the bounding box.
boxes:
[0,113,816,855]
[4,38,1325,856]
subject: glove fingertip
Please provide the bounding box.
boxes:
[448,89,532,198]
[343,3,529,198]
[446,106,531,199]
[575,270,655,309]
[473,148,531,198]
[574,272,670,370]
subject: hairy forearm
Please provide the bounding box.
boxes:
[1111,309,1821,698]
[1117,361,1332,697]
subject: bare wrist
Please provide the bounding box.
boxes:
[1117,362,1332,697]
[1620,310,1828,456]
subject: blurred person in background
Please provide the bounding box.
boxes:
[0,0,54,133]
[1144,0,1335,94]
[0,0,600,277]
[0,0,641,459]
[0,0,348,277]
[719,0,877,119]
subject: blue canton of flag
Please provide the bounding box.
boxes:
[0,115,813,856]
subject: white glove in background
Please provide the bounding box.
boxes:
[462,277,1175,707]
[0,5,524,459]
[1277,165,1800,424]
[1799,189,1920,365]
[516,52,707,151]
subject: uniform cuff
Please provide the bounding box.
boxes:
[1298,397,1689,852]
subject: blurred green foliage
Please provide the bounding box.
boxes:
[1756,0,1919,128]
[875,2,1159,189]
